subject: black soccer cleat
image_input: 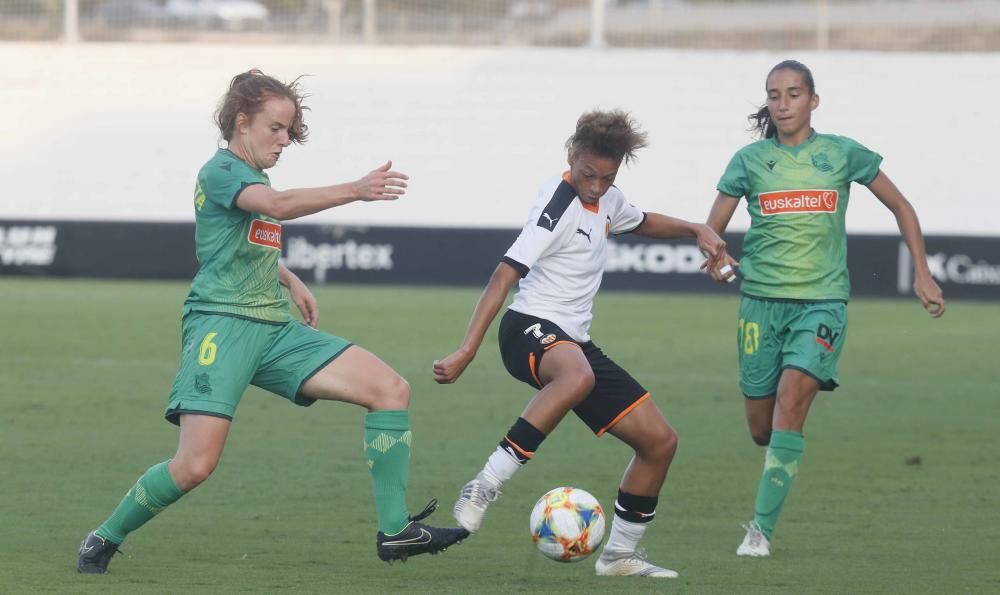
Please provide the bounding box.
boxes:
[77,531,120,574]
[376,499,470,563]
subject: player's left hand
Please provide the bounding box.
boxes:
[288,278,320,327]
[914,272,945,318]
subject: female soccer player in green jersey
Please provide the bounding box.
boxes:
[77,70,467,574]
[704,60,946,557]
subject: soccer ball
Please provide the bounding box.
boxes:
[529,487,606,562]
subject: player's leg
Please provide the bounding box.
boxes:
[739,371,817,557]
[454,311,592,532]
[522,342,596,431]
[299,345,413,534]
[560,345,676,578]
[738,296,781,445]
[745,397,776,446]
[739,301,847,557]
[596,399,679,578]
[281,339,467,562]
[734,296,782,557]
[455,343,593,532]
[79,415,230,574]
[79,313,256,574]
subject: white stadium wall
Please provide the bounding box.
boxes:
[2,43,997,234]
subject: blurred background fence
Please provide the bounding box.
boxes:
[2,0,999,51]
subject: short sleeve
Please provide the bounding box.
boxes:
[504,178,576,277]
[842,137,883,185]
[716,151,749,199]
[201,157,264,210]
[607,188,646,235]
[504,208,566,277]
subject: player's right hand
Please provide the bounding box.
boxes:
[355,160,409,201]
[432,348,475,384]
[703,251,740,284]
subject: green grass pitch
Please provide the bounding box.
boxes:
[1,279,998,594]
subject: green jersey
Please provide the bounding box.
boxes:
[717,131,882,301]
[183,149,292,323]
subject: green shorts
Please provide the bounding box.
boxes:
[737,295,848,399]
[164,312,352,425]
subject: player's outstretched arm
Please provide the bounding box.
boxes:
[235,161,409,221]
[279,264,319,327]
[433,262,521,385]
[867,170,946,318]
[635,212,730,275]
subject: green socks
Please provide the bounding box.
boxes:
[753,430,804,539]
[96,461,186,544]
[92,411,412,543]
[364,410,412,535]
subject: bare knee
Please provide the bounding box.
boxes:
[638,424,678,463]
[745,400,775,446]
[369,372,411,411]
[574,368,596,396]
[750,427,772,446]
[561,368,595,406]
[170,456,218,491]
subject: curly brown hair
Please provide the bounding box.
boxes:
[215,69,309,144]
[565,109,648,165]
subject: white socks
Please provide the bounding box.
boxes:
[479,446,521,487]
[600,516,648,559]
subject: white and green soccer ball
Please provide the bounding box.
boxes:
[529,487,606,562]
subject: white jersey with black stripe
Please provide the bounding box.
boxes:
[503,173,646,342]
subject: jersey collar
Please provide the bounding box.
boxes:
[771,129,818,156]
[561,171,601,214]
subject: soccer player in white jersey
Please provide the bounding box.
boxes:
[433,110,726,578]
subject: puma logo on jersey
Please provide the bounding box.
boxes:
[575,228,592,243]
[541,212,558,228]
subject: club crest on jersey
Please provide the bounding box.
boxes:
[248,219,282,249]
[523,323,556,346]
[811,152,834,172]
[758,189,838,216]
[605,215,611,238]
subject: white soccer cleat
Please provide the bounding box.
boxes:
[736,521,771,557]
[594,548,679,578]
[452,475,501,533]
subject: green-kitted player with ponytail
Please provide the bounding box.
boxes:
[704,60,945,557]
[77,69,467,574]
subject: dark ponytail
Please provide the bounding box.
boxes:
[748,105,776,140]
[748,60,815,139]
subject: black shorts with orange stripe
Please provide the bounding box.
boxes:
[498,309,649,436]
